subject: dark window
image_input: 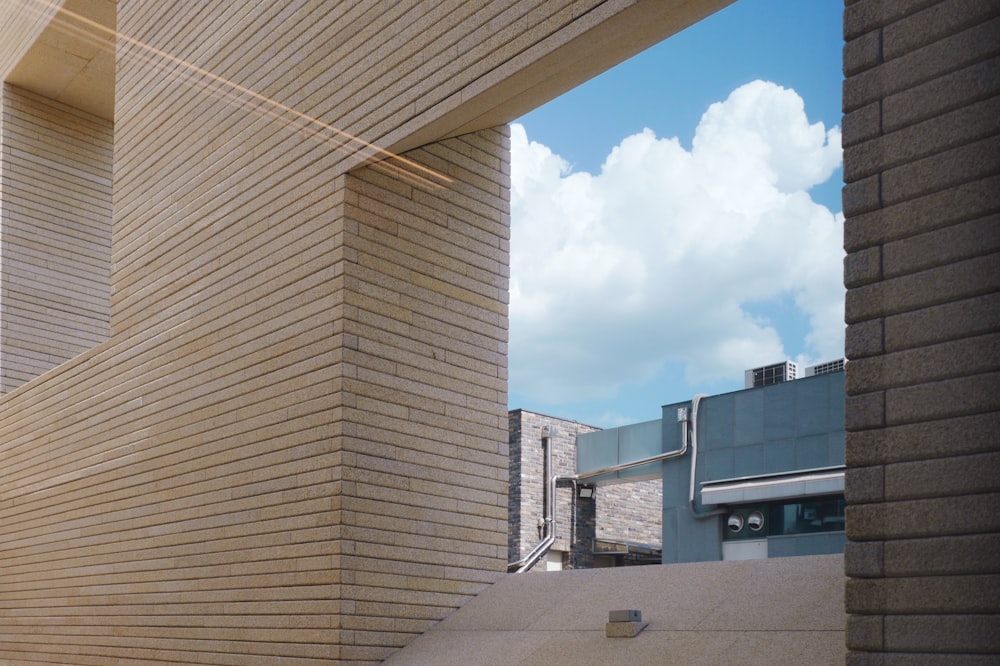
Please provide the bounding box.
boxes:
[769,496,845,535]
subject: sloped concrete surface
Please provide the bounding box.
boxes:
[384,554,845,665]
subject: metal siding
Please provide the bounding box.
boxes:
[764,380,797,440]
[700,393,734,450]
[734,443,766,477]
[795,434,832,470]
[768,532,847,558]
[733,388,765,446]
[576,428,619,475]
[619,419,664,481]
[765,438,797,470]
[796,375,832,435]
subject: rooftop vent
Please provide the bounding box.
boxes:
[745,361,797,389]
[804,358,846,377]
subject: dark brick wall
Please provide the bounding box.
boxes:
[596,479,663,549]
[842,0,1000,661]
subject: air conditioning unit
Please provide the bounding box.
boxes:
[744,361,797,389]
[804,358,846,377]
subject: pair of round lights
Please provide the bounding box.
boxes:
[727,510,765,533]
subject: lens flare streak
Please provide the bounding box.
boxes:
[20,0,452,189]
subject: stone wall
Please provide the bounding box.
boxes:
[841,0,1000,661]
[509,410,599,566]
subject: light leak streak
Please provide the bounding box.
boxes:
[22,0,452,189]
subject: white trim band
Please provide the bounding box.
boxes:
[701,469,845,504]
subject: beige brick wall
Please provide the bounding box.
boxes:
[0,170,349,662]
[107,0,731,337]
[338,128,510,660]
[0,1,744,663]
[0,128,508,663]
[0,0,59,80]
[0,84,112,393]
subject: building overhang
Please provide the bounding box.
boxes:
[701,466,845,505]
[5,0,116,120]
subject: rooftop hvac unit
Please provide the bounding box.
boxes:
[744,361,797,389]
[804,358,846,377]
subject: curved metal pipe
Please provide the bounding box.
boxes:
[509,411,693,573]
[508,427,559,573]
[575,425,689,482]
[688,393,727,519]
[507,471,571,573]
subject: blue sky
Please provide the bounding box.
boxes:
[507,0,845,427]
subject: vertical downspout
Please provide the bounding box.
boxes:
[507,426,558,573]
[544,425,553,547]
[689,393,727,519]
[509,412,697,573]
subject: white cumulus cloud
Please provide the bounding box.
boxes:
[509,80,844,404]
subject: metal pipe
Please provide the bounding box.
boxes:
[507,426,558,573]
[688,393,727,519]
[575,419,689,481]
[509,411,693,573]
[545,424,553,542]
[507,471,565,573]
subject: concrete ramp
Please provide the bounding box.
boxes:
[385,554,845,665]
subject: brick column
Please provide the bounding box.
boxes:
[841,1,1000,661]
[338,128,511,660]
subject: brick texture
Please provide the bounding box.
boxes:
[11,0,1000,662]
[337,129,511,658]
[508,410,600,568]
[0,84,112,393]
[843,0,1000,660]
[0,0,58,75]
[508,410,662,571]
[2,1,741,662]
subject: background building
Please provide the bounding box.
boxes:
[579,361,846,564]
[508,409,662,570]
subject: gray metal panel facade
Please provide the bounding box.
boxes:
[578,371,846,564]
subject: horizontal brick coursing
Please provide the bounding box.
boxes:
[845,252,1000,323]
[0,181,347,664]
[508,410,662,571]
[843,15,1000,113]
[107,0,637,337]
[845,332,1000,393]
[0,85,112,393]
[843,174,1000,253]
[846,574,1000,614]
[843,0,1000,660]
[843,95,1000,183]
[0,1,58,73]
[847,492,1000,541]
[0,121,510,664]
[339,127,510,657]
[0,0,923,662]
[846,411,1000,467]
